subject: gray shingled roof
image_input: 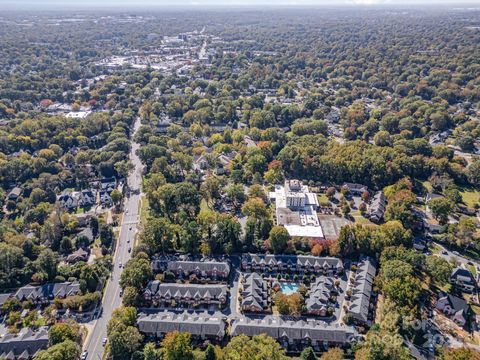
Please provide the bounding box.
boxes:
[14,282,80,302]
[348,258,376,323]
[241,273,268,311]
[0,327,48,359]
[306,276,334,311]
[137,312,225,338]
[230,317,356,344]
[166,260,230,276]
[143,281,227,302]
[242,254,343,271]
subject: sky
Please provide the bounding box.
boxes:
[2,0,480,8]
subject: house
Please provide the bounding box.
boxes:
[65,248,89,264]
[6,187,22,202]
[79,190,96,207]
[347,257,376,325]
[161,260,230,280]
[0,327,49,359]
[230,317,357,349]
[342,183,368,196]
[143,282,227,308]
[99,191,112,206]
[137,312,226,341]
[14,282,80,304]
[57,191,79,210]
[367,192,386,223]
[305,276,335,316]
[244,135,257,148]
[75,227,95,244]
[241,273,269,313]
[241,254,344,275]
[451,267,476,293]
[436,292,471,327]
[99,177,116,193]
[425,193,444,204]
[270,180,323,239]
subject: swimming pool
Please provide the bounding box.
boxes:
[280,282,299,295]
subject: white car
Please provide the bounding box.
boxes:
[81,351,88,360]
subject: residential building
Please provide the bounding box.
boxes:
[230,317,357,349]
[79,189,96,207]
[14,282,80,305]
[6,187,22,202]
[270,180,323,239]
[0,327,49,359]
[436,292,471,327]
[451,267,476,293]
[57,191,80,210]
[65,248,89,264]
[241,254,343,275]
[347,257,376,325]
[342,183,368,196]
[143,282,227,308]
[305,276,335,316]
[155,260,230,280]
[367,191,386,223]
[240,273,269,313]
[137,312,226,341]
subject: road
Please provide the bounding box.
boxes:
[84,116,144,359]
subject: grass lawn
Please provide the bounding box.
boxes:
[459,188,480,208]
[430,243,443,255]
[466,263,477,277]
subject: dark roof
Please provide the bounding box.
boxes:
[242,254,343,270]
[230,317,356,344]
[0,327,48,359]
[438,292,469,314]
[348,257,376,323]
[144,281,227,301]
[14,282,80,301]
[166,260,230,275]
[137,312,225,338]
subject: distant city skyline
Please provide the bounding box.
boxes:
[3,0,480,9]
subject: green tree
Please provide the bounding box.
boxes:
[34,340,80,360]
[425,256,453,285]
[204,343,217,360]
[429,197,453,224]
[161,332,194,360]
[300,347,317,360]
[49,322,80,345]
[269,226,290,254]
[120,257,153,290]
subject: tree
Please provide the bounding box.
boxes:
[425,256,453,285]
[268,226,290,254]
[161,332,194,360]
[35,340,80,360]
[443,347,480,360]
[320,348,344,360]
[144,342,162,360]
[110,189,123,206]
[120,257,153,290]
[49,322,80,345]
[429,197,453,224]
[300,347,317,360]
[222,334,287,360]
[107,307,143,360]
[204,343,217,360]
[242,198,268,220]
[226,184,246,209]
[275,292,303,316]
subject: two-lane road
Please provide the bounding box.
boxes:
[85,117,144,359]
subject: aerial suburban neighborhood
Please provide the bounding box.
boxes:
[0,1,480,360]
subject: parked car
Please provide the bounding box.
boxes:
[81,351,88,360]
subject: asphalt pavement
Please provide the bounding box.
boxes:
[84,117,144,360]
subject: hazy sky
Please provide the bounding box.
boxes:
[3,0,480,8]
